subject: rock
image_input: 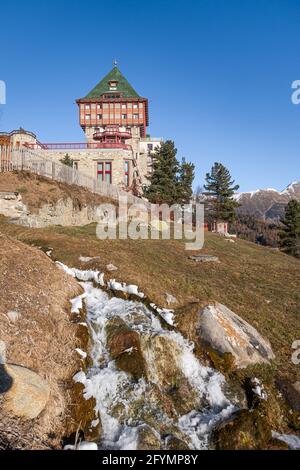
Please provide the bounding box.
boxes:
[0,340,6,365]
[189,255,219,263]
[140,334,200,414]
[214,408,272,450]
[1,364,50,420]
[79,256,101,263]
[165,293,178,305]
[197,303,275,369]
[7,310,21,323]
[276,377,300,413]
[165,435,189,450]
[106,264,118,272]
[294,381,300,394]
[105,318,147,379]
[136,425,161,450]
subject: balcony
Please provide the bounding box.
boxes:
[24,142,132,151]
[93,125,132,141]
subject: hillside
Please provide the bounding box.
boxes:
[0,171,114,214]
[0,234,82,449]
[0,214,299,384]
[0,173,299,449]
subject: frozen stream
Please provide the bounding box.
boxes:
[58,263,236,450]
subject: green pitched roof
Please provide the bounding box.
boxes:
[84,66,140,99]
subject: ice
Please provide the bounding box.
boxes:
[70,294,86,314]
[75,348,87,359]
[272,431,300,450]
[63,267,236,450]
[64,441,98,451]
[108,279,145,298]
[150,303,175,326]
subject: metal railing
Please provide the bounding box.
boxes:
[24,142,132,150]
[0,146,151,208]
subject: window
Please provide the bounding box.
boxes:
[73,161,78,170]
[121,104,126,109]
[147,144,153,152]
[122,114,127,119]
[85,114,91,120]
[109,80,118,90]
[85,104,91,110]
[97,114,102,119]
[133,103,138,109]
[124,161,130,186]
[97,162,112,184]
[133,114,139,119]
[97,104,102,109]
[103,94,121,99]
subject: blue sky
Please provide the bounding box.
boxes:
[0,0,300,191]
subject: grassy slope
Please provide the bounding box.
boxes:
[0,216,299,384]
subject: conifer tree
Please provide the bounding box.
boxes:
[60,153,74,167]
[204,162,240,222]
[178,158,195,204]
[279,199,300,258]
[144,140,180,205]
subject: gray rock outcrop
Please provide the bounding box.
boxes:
[1,364,50,420]
[197,303,275,368]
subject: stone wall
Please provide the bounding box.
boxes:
[0,191,108,228]
[0,192,28,219]
[34,148,149,188]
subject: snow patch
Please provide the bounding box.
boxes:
[71,294,86,314]
[252,377,268,400]
[150,303,175,326]
[108,279,144,298]
[75,348,87,359]
[64,441,98,451]
[56,261,105,286]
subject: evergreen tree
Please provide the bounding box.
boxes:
[279,199,300,258]
[178,158,195,204]
[144,140,180,205]
[60,153,74,167]
[204,162,240,222]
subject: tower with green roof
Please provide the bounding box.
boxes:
[76,63,149,140]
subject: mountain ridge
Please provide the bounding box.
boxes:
[235,181,300,220]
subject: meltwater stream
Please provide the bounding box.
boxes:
[59,264,236,450]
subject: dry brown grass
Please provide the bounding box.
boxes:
[0,233,83,449]
[0,217,299,385]
[0,171,115,213]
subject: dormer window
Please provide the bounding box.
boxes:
[109,80,118,90]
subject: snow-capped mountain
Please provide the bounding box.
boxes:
[235,182,300,220]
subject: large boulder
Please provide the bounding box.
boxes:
[197,303,275,369]
[1,364,50,420]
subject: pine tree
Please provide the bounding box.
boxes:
[279,199,300,258]
[178,158,195,204]
[60,153,74,167]
[204,162,240,223]
[144,140,180,205]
